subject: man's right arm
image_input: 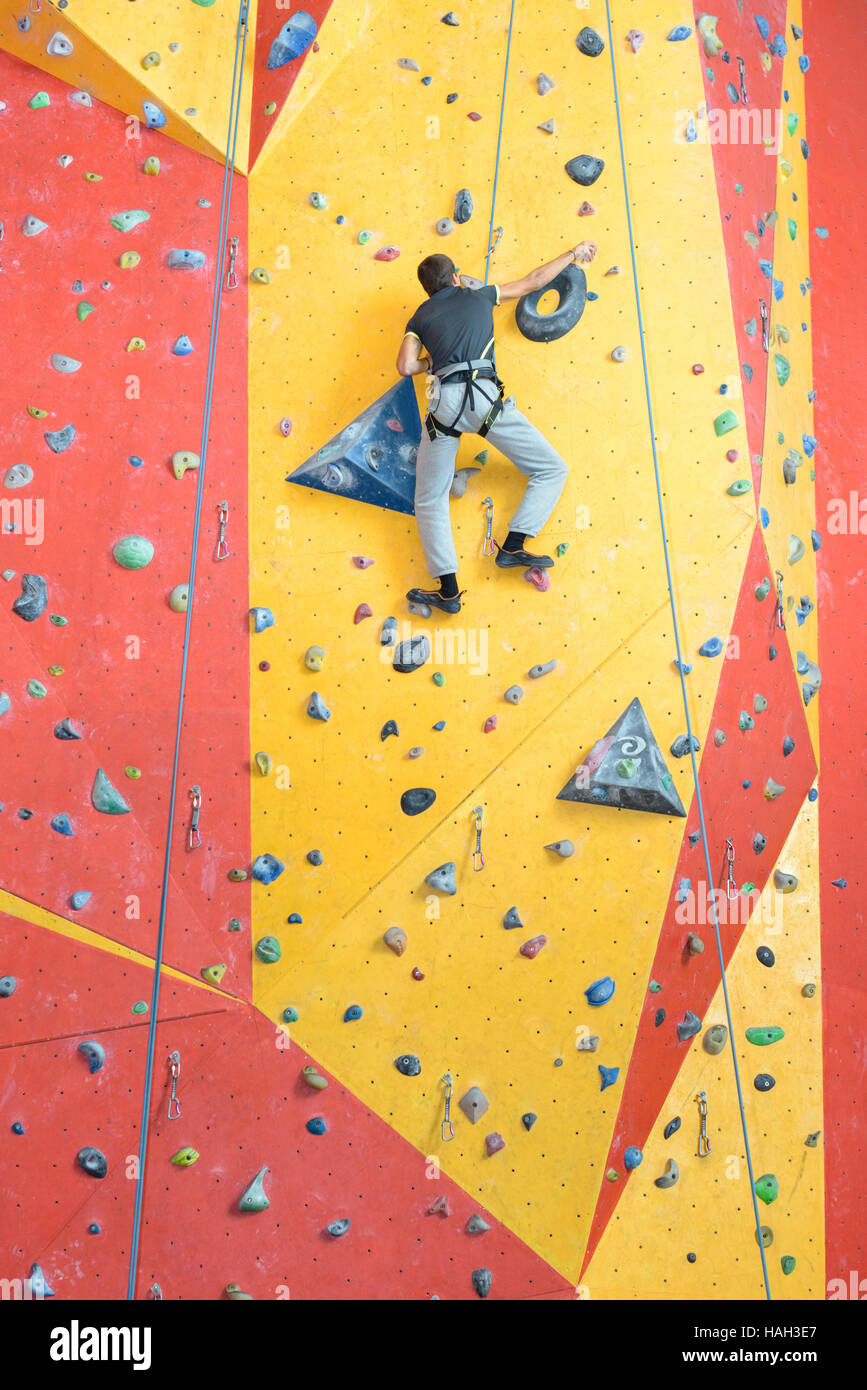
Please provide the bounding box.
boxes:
[497,242,597,302]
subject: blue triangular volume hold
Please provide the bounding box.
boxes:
[556,697,687,817]
[286,376,421,516]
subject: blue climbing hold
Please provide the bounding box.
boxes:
[71,891,91,910]
[699,637,723,657]
[799,55,810,73]
[51,813,74,836]
[811,530,821,551]
[343,1004,363,1021]
[12,1122,24,1134]
[251,853,285,884]
[249,606,275,632]
[802,434,818,457]
[685,117,697,143]
[306,1116,327,1135]
[624,1146,643,1170]
[287,376,421,516]
[771,34,787,56]
[795,596,813,626]
[758,259,773,279]
[754,15,770,41]
[599,1065,619,1091]
[773,279,784,300]
[307,850,323,866]
[808,788,818,802]
[88,1224,100,1235]
[287,913,302,924]
[585,976,615,1006]
[267,11,317,68]
[142,101,166,129]
[587,291,598,301]
[129,455,143,468]
[760,507,770,527]
[432,720,446,731]
[677,878,690,903]
[783,737,795,756]
[667,25,692,41]
[78,1040,105,1074]
[831,878,847,888]
[172,335,193,355]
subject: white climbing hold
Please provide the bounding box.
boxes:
[46,33,74,57]
[57,154,73,167]
[69,91,93,107]
[50,354,81,374]
[4,464,34,489]
[22,215,48,237]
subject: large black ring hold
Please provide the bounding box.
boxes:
[515,264,587,343]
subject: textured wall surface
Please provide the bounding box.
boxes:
[0,0,861,1302]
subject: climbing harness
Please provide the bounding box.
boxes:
[126,0,251,1302]
[168,1052,182,1120]
[424,357,505,443]
[603,0,772,1300]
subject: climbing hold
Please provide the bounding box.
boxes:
[304,646,326,674]
[268,11,317,68]
[142,101,166,129]
[44,424,76,453]
[325,1218,350,1239]
[472,1269,492,1299]
[344,1005,363,1022]
[520,935,547,959]
[626,29,644,52]
[249,607,275,634]
[77,1146,108,1179]
[452,189,474,225]
[143,156,160,176]
[380,719,399,741]
[503,907,523,930]
[70,892,91,910]
[739,711,755,731]
[565,155,604,186]
[756,946,775,968]
[610,346,629,364]
[781,1256,796,1276]
[585,977,615,1006]
[201,963,227,985]
[251,268,270,284]
[0,976,17,998]
[109,209,150,234]
[394,1054,421,1077]
[687,933,704,956]
[255,937,282,964]
[394,635,430,673]
[302,1065,328,1091]
[727,479,751,496]
[664,1116,681,1140]
[112,535,153,570]
[251,854,285,884]
[697,14,724,58]
[459,1087,488,1123]
[171,1147,199,1167]
[773,870,798,893]
[544,840,574,857]
[425,862,456,895]
[538,119,554,135]
[239,1167,270,1212]
[754,1073,776,1092]
[713,410,739,436]
[755,1174,779,1205]
[465,1213,490,1235]
[805,1131,821,1148]
[516,265,586,343]
[703,1024,727,1055]
[172,450,200,480]
[4,464,34,489]
[655,1159,679,1189]
[90,768,130,816]
[764,778,786,802]
[384,927,407,956]
[168,584,189,614]
[401,788,436,817]
[485,1132,506,1156]
[623,1146,643,1171]
[668,25,692,41]
[746,1026,785,1046]
[756,1227,774,1248]
[504,685,524,706]
[576,27,604,56]
[12,574,47,622]
[51,813,73,837]
[483,715,498,733]
[599,1065,619,1091]
[78,1040,105,1074]
[307,692,331,722]
[306,850,323,866]
[677,1011,702,1041]
[353,603,372,624]
[753,833,767,855]
[713,730,726,747]
[529,660,557,679]
[698,636,723,657]
[670,734,700,758]
[755,578,771,601]
[576,1034,600,1052]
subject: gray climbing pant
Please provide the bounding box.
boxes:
[414,378,569,578]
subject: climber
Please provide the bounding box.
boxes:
[396,243,597,614]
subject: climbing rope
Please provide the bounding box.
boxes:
[483,0,517,287]
[602,2,772,1299]
[126,0,251,1301]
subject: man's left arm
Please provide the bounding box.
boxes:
[396,333,431,377]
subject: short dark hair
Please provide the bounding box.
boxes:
[417,254,455,297]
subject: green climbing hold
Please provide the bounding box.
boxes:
[714,410,739,436]
[432,672,445,687]
[77,302,95,321]
[132,1001,148,1015]
[781,1255,796,1275]
[746,1026,785,1046]
[113,535,154,569]
[755,578,770,600]
[787,113,799,136]
[755,1173,779,1205]
[283,1006,299,1023]
[775,354,790,386]
[616,758,636,779]
[741,881,755,893]
[27,679,47,698]
[556,542,569,557]
[109,209,150,233]
[648,980,662,993]
[787,218,797,241]
[754,694,768,713]
[92,767,131,814]
[255,936,282,963]
[29,92,50,109]
[726,479,751,495]
[239,1166,269,1212]
[739,711,754,731]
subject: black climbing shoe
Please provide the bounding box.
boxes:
[494,542,554,569]
[406,586,463,615]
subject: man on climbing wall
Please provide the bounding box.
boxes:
[396,243,596,614]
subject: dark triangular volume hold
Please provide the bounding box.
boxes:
[556,696,687,817]
[286,376,421,516]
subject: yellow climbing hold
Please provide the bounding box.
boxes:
[171,1147,199,1166]
[83,172,102,182]
[27,406,49,419]
[143,157,160,176]
[172,450,200,480]
[225,1284,254,1300]
[127,338,146,352]
[119,251,141,269]
[201,963,227,985]
[302,1065,328,1090]
[125,766,141,779]
[255,752,272,776]
[142,52,161,70]
[47,666,64,677]
[250,268,270,284]
[264,101,277,116]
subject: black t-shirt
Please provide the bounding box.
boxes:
[405,284,500,375]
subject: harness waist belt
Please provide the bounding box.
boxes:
[425,358,505,442]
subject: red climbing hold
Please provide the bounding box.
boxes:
[411,967,425,980]
[726,448,738,462]
[692,364,705,374]
[525,566,550,592]
[352,556,374,569]
[468,111,482,121]
[385,417,404,432]
[485,1133,506,1156]
[374,245,400,261]
[483,715,497,733]
[428,1194,450,1216]
[520,934,548,959]
[259,661,271,671]
[578,201,595,216]
[354,603,373,623]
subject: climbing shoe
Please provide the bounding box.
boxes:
[406,586,463,615]
[494,542,554,569]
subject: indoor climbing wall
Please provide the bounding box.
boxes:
[0,0,862,1303]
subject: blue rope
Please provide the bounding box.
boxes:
[601,1,772,1299]
[484,0,518,286]
[126,0,250,1301]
